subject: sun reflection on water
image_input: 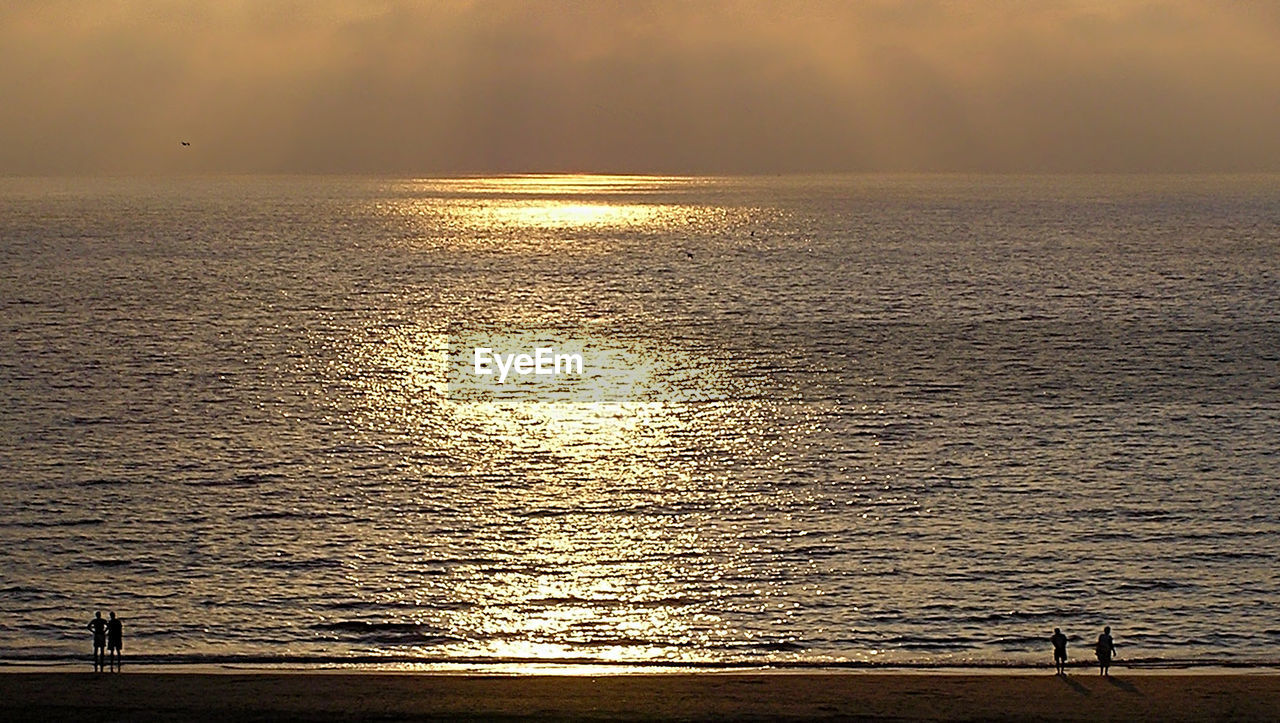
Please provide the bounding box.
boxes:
[370,173,731,255]
[323,316,757,663]
[313,175,796,667]
[477,200,661,231]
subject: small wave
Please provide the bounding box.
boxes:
[232,510,358,522]
[728,640,807,652]
[576,636,673,648]
[631,597,696,608]
[220,473,288,487]
[66,415,114,426]
[311,620,461,645]
[522,508,582,518]
[5,517,104,528]
[320,599,471,613]
[1178,550,1275,562]
[527,596,618,606]
[1116,580,1188,592]
[313,621,438,634]
[1116,508,1179,521]
[243,557,344,571]
[79,478,134,487]
[235,510,307,521]
[967,611,1063,623]
[988,634,1056,649]
[883,635,981,651]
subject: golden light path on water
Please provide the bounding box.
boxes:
[332,175,796,666]
[343,341,743,664]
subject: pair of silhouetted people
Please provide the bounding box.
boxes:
[1049,626,1117,676]
[87,611,123,672]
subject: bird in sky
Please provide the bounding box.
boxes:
[180,141,190,146]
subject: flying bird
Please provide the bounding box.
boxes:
[180,141,190,146]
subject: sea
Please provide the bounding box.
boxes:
[1,174,1278,671]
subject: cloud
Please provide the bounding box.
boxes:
[2,0,1278,173]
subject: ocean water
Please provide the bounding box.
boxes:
[1,174,1278,670]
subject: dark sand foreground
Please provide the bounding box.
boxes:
[2,672,1279,721]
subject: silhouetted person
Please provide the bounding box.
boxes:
[1050,627,1068,675]
[87,611,107,672]
[1095,626,1117,676]
[107,612,123,672]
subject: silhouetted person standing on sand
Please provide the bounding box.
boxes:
[107,612,123,672]
[1050,628,1068,675]
[1095,626,1117,675]
[87,611,107,672]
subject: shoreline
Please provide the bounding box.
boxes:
[6,654,1280,674]
[6,657,1280,678]
[2,671,1279,721]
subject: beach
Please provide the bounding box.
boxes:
[2,672,1278,721]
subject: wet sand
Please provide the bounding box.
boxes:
[2,671,1278,721]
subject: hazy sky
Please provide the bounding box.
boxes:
[3,0,1279,174]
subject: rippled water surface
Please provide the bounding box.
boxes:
[2,175,1278,667]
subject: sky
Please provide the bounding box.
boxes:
[2,0,1279,175]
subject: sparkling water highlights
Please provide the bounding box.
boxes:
[1,175,1278,669]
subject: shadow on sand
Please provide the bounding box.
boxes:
[1105,676,1140,694]
[1057,675,1090,695]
